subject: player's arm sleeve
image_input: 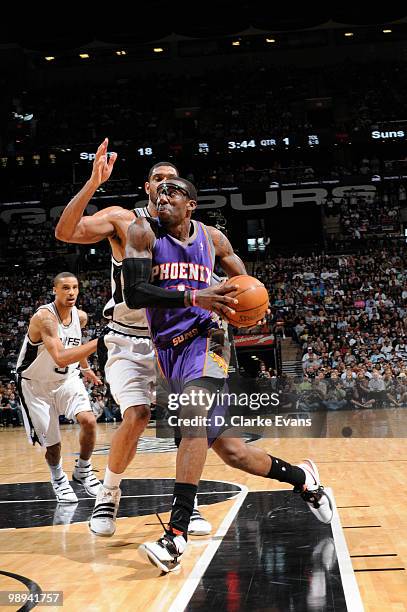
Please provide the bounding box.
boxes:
[122,257,188,308]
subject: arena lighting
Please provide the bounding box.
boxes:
[266,38,276,43]
[79,53,90,59]
[44,56,55,61]
[232,40,241,46]
[344,32,354,37]
[115,50,127,55]
[153,47,164,53]
[383,29,392,33]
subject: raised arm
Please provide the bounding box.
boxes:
[31,310,97,368]
[122,220,238,316]
[207,226,247,277]
[55,138,118,244]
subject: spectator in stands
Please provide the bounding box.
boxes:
[8,392,22,426]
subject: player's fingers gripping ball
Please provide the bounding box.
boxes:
[224,275,269,328]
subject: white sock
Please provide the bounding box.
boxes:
[194,495,199,509]
[103,466,123,489]
[77,457,91,468]
[49,461,63,481]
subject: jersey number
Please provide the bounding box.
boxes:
[54,366,69,375]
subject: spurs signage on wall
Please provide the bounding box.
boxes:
[0,184,377,223]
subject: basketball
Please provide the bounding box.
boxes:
[225,274,269,328]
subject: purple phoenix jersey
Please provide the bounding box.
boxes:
[146,219,217,348]
[147,218,231,444]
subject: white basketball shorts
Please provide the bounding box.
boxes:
[18,374,92,447]
[103,332,156,414]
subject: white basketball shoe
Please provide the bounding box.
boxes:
[88,485,121,536]
[139,532,187,573]
[72,459,102,497]
[296,459,333,524]
[51,473,78,504]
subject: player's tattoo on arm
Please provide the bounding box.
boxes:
[210,227,233,257]
[208,226,247,276]
[38,312,58,340]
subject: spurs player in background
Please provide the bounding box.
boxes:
[55,139,211,536]
[16,272,102,503]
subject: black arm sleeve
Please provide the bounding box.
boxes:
[122,257,187,309]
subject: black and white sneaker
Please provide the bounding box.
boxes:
[51,473,78,504]
[139,533,187,573]
[296,459,333,524]
[88,485,121,536]
[72,459,101,497]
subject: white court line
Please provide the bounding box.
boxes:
[168,484,248,612]
[0,528,16,531]
[328,487,365,612]
[169,486,364,612]
[0,490,241,504]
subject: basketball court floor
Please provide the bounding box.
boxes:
[1,409,407,611]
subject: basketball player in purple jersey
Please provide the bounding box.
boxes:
[55,140,211,536]
[123,177,333,573]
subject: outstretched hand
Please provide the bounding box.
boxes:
[91,138,117,186]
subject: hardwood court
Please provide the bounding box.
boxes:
[1,414,407,611]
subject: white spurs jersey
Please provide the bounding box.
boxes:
[103,206,150,337]
[17,303,82,383]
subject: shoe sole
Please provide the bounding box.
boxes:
[138,545,180,573]
[317,489,334,524]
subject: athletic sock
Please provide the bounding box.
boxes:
[49,461,64,481]
[267,455,306,487]
[103,466,123,490]
[77,457,91,468]
[169,482,197,540]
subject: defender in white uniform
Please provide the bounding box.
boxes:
[102,236,155,417]
[55,145,211,536]
[16,272,102,503]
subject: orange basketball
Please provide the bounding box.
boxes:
[226,274,269,328]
